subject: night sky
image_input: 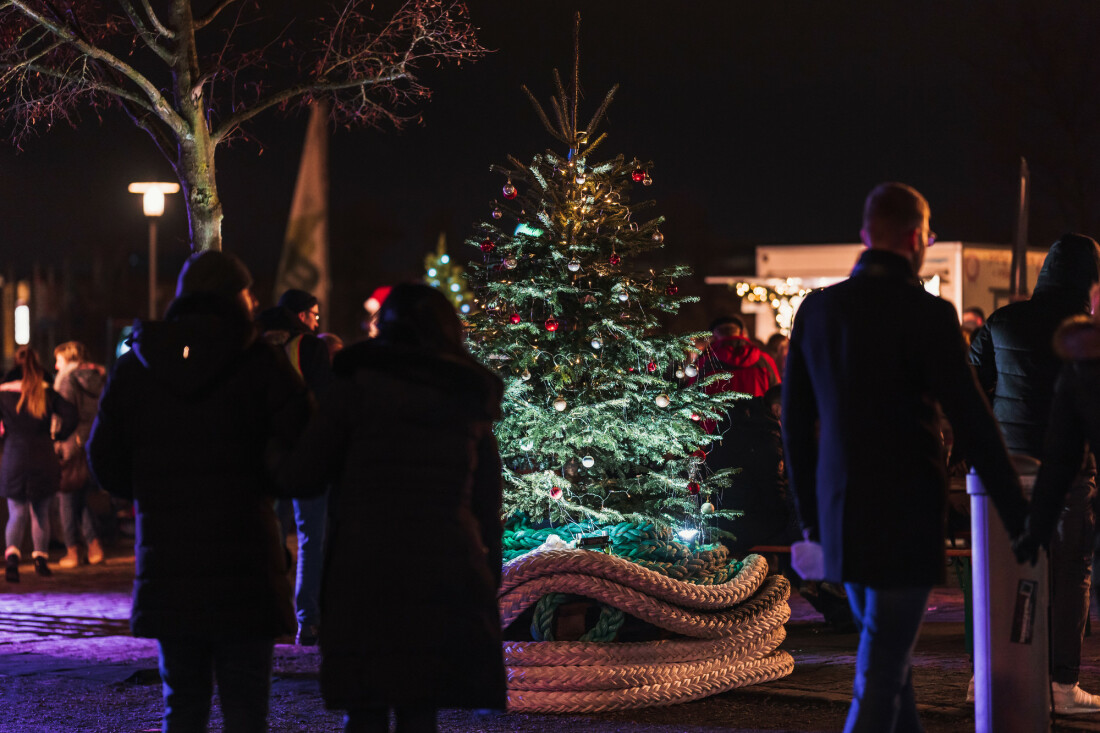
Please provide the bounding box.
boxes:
[2,1,1098,339]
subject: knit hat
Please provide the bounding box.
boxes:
[175,251,253,298]
[278,288,319,315]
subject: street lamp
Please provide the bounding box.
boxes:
[128,182,180,319]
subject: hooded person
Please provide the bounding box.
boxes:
[968,232,1100,713]
[53,340,109,569]
[87,250,315,731]
[278,282,506,733]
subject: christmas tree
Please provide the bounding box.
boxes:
[464,65,743,544]
[424,232,475,314]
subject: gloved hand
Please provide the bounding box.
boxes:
[1011,517,1043,567]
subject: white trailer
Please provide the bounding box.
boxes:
[706,242,1050,342]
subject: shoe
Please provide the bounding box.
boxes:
[296,624,319,646]
[86,539,104,565]
[5,553,18,583]
[966,675,975,703]
[1053,682,1100,714]
[58,547,80,569]
[33,556,52,577]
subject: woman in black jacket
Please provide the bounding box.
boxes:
[0,346,78,581]
[280,283,506,733]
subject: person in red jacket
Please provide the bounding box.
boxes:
[697,315,781,398]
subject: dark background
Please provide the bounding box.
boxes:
[3,0,1099,356]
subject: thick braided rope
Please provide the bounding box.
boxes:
[501,550,769,609]
[506,624,776,667]
[501,570,789,638]
[506,650,795,713]
[508,626,787,691]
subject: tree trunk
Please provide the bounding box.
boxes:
[179,138,222,252]
[171,0,222,252]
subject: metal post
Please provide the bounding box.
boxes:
[148,217,157,320]
[968,459,1049,732]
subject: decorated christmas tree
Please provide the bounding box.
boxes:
[424,232,475,314]
[464,63,743,548]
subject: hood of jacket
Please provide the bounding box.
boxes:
[130,292,256,396]
[1033,233,1100,304]
[708,336,769,369]
[334,340,503,420]
[65,363,106,397]
[1055,315,1100,362]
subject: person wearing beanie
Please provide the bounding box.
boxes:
[88,249,315,730]
[263,288,332,647]
[969,232,1100,713]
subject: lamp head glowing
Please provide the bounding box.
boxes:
[128,182,180,218]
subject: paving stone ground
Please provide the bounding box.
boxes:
[2,540,1100,731]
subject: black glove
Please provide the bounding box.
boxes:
[1011,517,1043,567]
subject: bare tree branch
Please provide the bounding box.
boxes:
[7,0,187,137]
[193,0,238,31]
[138,0,175,38]
[117,0,173,61]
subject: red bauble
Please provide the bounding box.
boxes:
[647,361,657,372]
[692,449,707,461]
[510,313,522,324]
[503,181,518,199]
[631,168,646,182]
[544,316,560,332]
[691,413,701,422]
[666,283,679,296]
[687,481,701,496]
[480,238,495,252]
[550,486,563,500]
[609,253,622,265]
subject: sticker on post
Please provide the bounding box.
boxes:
[1010,579,1037,644]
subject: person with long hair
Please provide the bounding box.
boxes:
[280,283,506,733]
[0,345,78,581]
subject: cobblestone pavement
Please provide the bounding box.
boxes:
[2,541,1100,731]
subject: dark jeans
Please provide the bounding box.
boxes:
[843,583,931,733]
[157,636,274,733]
[293,492,328,629]
[1050,468,1097,685]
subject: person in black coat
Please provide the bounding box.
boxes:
[87,250,314,733]
[279,283,505,733]
[1,346,78,581]
[968,233,1100,713]
[783,183,1028,732]
[1021,300,1100,562]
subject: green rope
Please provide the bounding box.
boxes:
[530,592,626,643]
[503,516,744,585]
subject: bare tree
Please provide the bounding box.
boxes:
[0,0,485,251]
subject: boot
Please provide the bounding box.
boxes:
[86,539,104,565]
[58,546,80,569]
[33,556,51,577]
[5,552,18,583]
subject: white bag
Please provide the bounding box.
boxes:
[790,539,826,580]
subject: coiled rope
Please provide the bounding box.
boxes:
[500,523,794,713]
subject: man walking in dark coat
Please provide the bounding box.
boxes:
[262,287,333,647]
[783,182,1028,732]
[969,233,1100,713]
[88,251,314,732]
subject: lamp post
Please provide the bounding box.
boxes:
[128,182,180,319]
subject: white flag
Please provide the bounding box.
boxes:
[275,101,330,320]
